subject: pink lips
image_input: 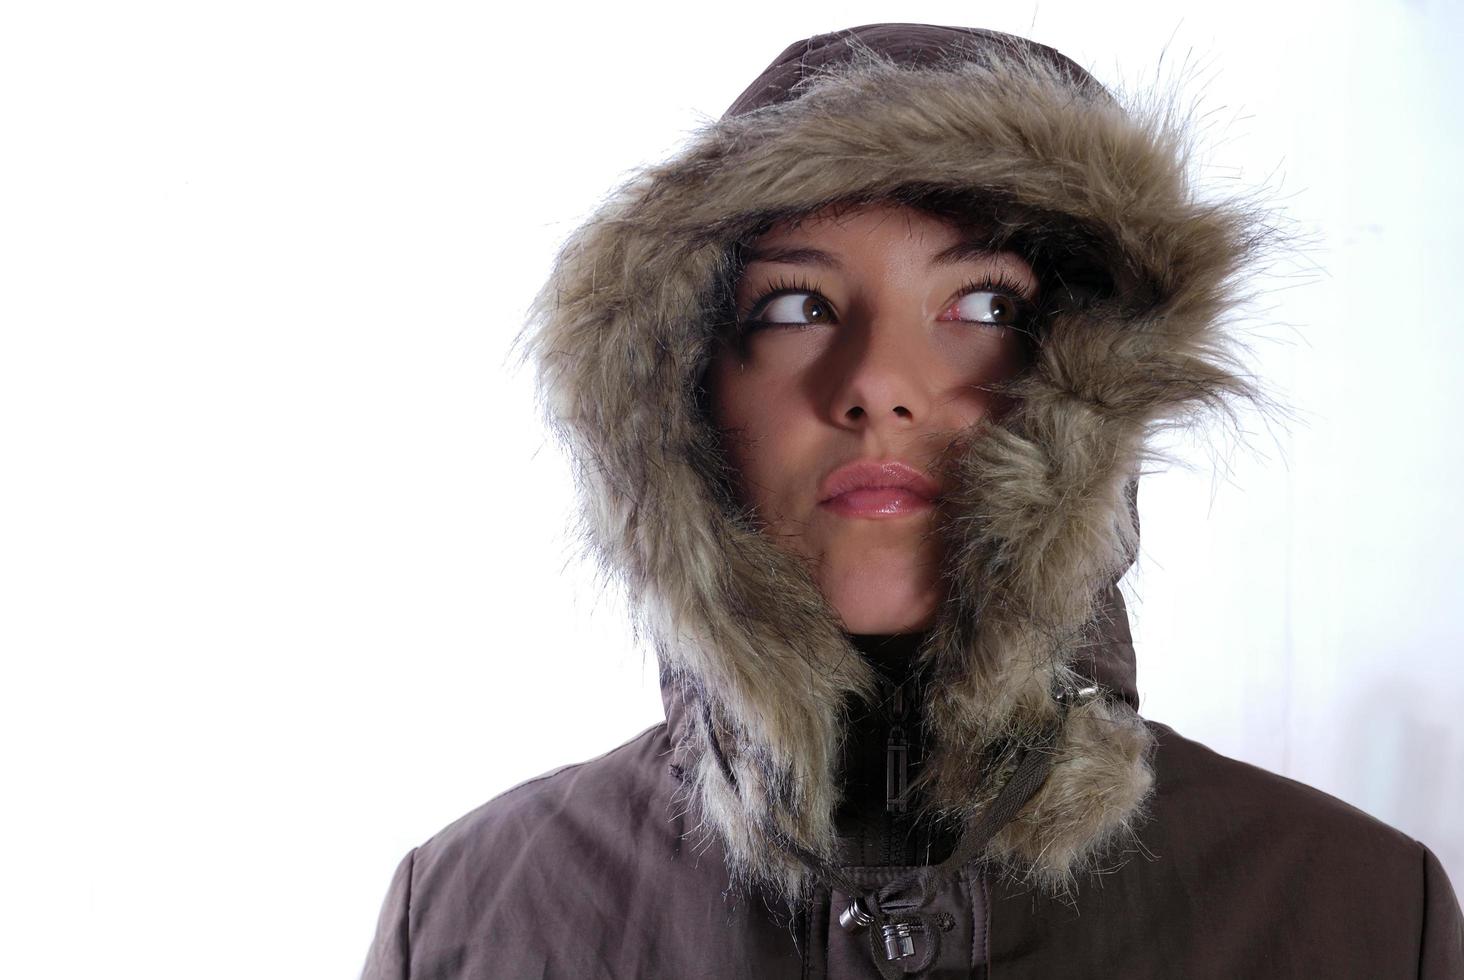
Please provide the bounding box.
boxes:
[818,460,942,518]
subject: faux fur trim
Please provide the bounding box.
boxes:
[514,38,1276,907]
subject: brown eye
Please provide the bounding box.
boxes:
[745,291,836,328]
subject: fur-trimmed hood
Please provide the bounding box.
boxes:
[514,24,1269,909]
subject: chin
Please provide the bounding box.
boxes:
[829,581,940,634]
[812,536,945,634]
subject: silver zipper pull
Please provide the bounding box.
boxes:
[885,678,910,815]
[885,724,908,814]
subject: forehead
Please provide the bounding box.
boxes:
[738,202,1019,283]
[748,201,982,249]
[734,200,1032,288]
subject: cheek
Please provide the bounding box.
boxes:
[706,357,807,515]
[936,331,1032,422]
[707,360,774,492]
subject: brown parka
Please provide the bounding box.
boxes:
[359,23,1464,979]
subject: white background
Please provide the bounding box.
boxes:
[2,2,1460,977]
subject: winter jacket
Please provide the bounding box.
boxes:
[360,23,1464,978]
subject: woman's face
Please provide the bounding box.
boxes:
[705,202,1037,635]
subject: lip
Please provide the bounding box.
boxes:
[818,459,942,518]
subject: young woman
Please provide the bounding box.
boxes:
[361,24,1464,978]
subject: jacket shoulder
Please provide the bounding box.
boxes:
[361,721,805,979]
[1144,718,1427,857]
[986,719,1464,977]
[358,722,693,980]
[1140,718,1463,975]
[416,720,672,865]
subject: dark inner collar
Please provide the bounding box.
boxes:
[848,631,928,688]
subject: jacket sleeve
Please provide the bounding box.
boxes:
[360,847,416,980]
[1421,842,1464,979]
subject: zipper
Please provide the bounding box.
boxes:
[885,679,909,815]
[884,677,911,864]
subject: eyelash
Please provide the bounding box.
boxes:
[736,271,1036,333]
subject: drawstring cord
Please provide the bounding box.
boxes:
[701,683,1096,977]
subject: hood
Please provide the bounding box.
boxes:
[514,24,1269,907]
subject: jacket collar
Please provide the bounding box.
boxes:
[519,30,1268,907]
[661,574,1141,785]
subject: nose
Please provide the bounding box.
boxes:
[825,313,934,433]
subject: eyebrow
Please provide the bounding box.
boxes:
[743,245,844,270]
[744,238,1004,271]
[928,238,1005,267]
